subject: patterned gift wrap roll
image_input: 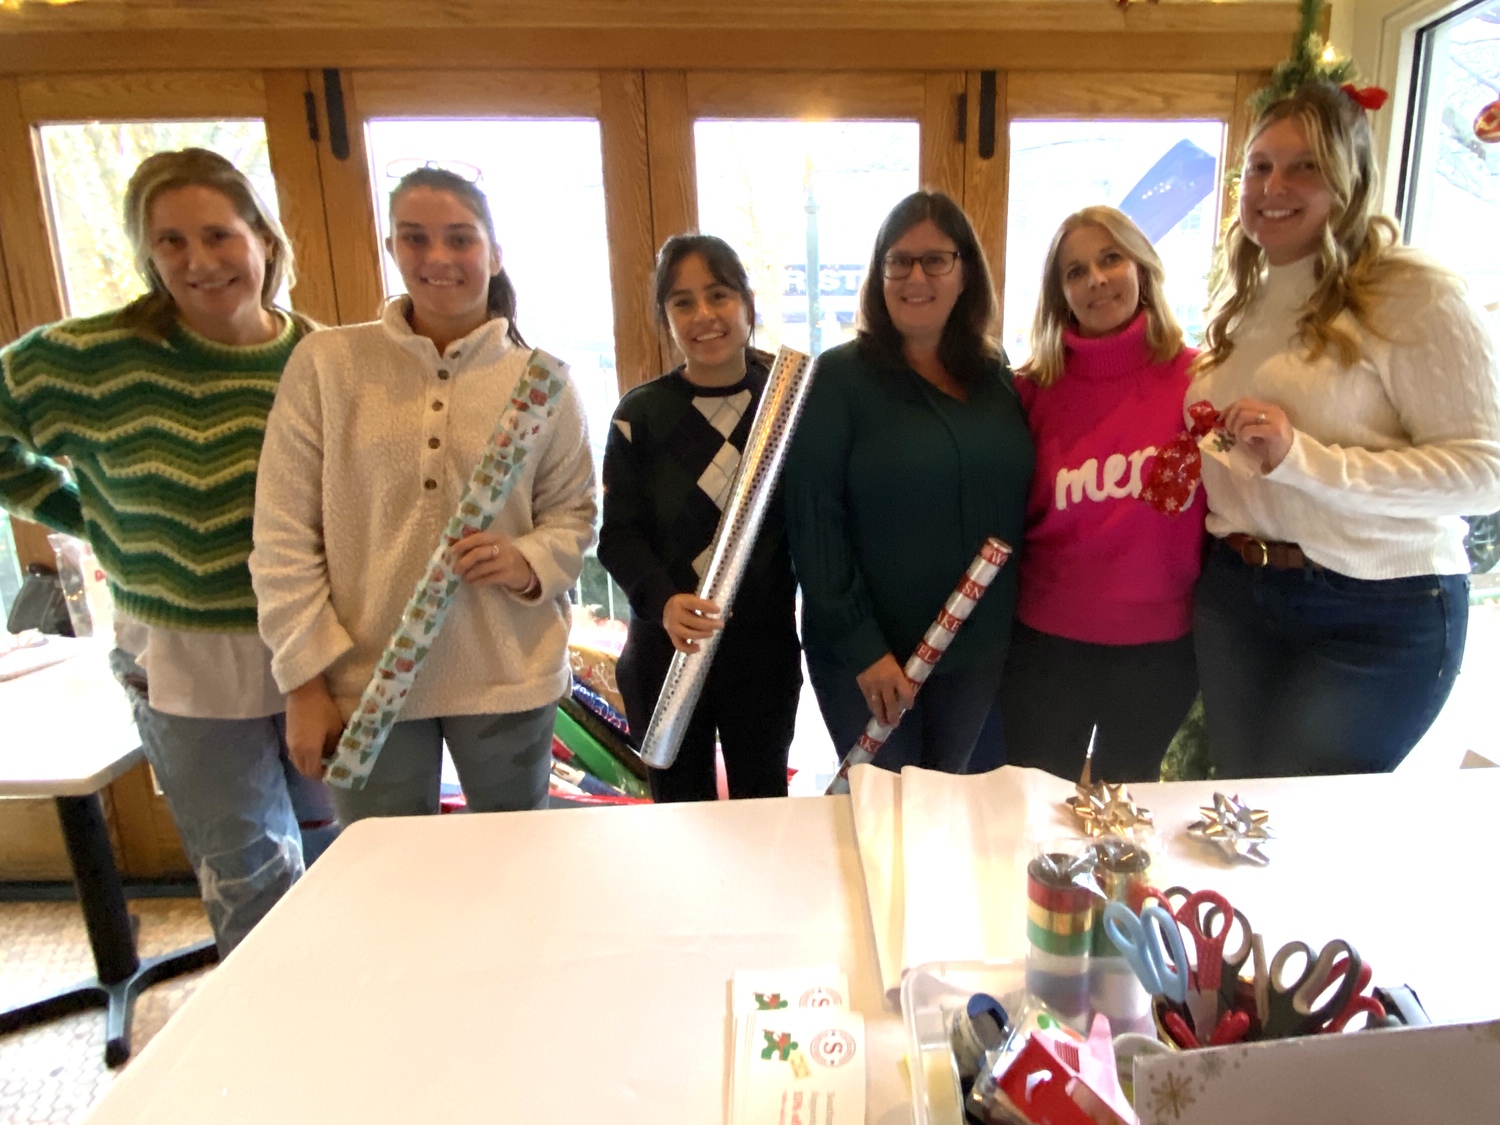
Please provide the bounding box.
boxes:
[324,351,569,789]
[1025,853,1096,1021]
[825,536,1012,795]
[638,347,815,770]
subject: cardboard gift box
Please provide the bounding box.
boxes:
[1133,1018,1500,1124]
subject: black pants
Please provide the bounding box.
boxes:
[616,623,802,803]
[998,622,1198,783]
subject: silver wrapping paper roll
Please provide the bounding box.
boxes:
[637,346,814,770]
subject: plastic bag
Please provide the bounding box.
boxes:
[46,533,113,639]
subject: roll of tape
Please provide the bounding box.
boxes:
[1090,956,1152,1022]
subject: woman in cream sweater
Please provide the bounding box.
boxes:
[251,167,596,822]
[1189,81,1500,777]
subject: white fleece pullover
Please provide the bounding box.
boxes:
[1187,254,1500,579]
[251,300,597,720]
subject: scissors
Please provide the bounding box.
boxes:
[1320,956,1389,1033]
[1200,902,1268,1024]
[1101,901,1189,1006]
[1263,939,1363,1038]
[1160,889,1237,1033]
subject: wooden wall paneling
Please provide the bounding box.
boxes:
[0,222,16,345]
[642,70,696,372]
[598,70,659,395]
[351,69,602,118]
[964,71,1009,344]
[16,70,267,120]
[107,760,192,878]
[0,78,64,334]
[685,70,923,119]
[1005,72,1239,120]
[312,70,384,324]
[262,69,339,328]
[921,72,967,200]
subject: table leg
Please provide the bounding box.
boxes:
[0,793,219,1067]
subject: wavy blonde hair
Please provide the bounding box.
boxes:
[121,148,295,339]
[1020,206,1183,388]
[1196,82,1424,375]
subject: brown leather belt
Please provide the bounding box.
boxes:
[1222,532,1321,570]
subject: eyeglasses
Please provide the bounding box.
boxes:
[882,250,961,279]
[383,158,485,185]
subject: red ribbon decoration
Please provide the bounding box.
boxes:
[1340,83,1390,112]
[1139,400,1222,516]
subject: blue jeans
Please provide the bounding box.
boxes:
[1194,541,1468,778]
[330,705,556,824]
[806,652,1003,773]
[110,649,336,956]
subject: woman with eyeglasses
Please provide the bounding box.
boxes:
[251,166,597,823]
[784,190,1032,774]
[0,148,331,955]
[994,206,1204,786]
[598,234,801,802]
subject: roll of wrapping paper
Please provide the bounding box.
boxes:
[824,536,1013,796]
[637,346,815,770]
[324,350,568,789]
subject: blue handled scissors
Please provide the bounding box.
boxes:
[1102,900,1189,1005]
[1263,939,1363,1039]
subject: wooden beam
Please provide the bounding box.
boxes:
[598,70,658,396]
[965,71,1009,346]
[0,28,1299,76]
[686,71,924,119]
[350,69,602,118]
[0,77,64,333]
[921,72,966,202]
[261,69,339,328]
[1007,72,1239,120]
[312,70,384,324]
[17,69,267,120]
[642,70,695,372]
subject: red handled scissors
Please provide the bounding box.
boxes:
[1320,957,1388,1033]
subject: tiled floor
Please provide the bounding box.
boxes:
[0,897,213,1125]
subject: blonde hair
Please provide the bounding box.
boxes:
[120,148,295,338]
[1020,206,1183,388]
[1196,82,1425,375]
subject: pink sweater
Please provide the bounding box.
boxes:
[1014,314,1204,645]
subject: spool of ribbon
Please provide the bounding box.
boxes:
[824,536,1013,795]
[324,350,569,789]
[1139,400,1223,515]
[638,346,815,770]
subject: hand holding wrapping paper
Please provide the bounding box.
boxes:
[1139,400,1222,515]
[323,350,569,789]
[638,346,815,771]
[825,537,1013,796]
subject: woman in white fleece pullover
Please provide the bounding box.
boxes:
[1188,81,1500,778]
[251,167,596,823]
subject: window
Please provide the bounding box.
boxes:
[1399,0,1500,327]
[1003,120,1226,363]
[0,516,22,623]
[36,121,280,318]
[695,120,920,358]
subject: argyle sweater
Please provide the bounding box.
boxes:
[598,352,797,641]
[0,308,311,632]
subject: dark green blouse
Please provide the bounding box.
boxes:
[783,339,1033,674]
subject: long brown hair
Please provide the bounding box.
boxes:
[1196,81,1425,375]
[856,190,999,384]
[1022,206,1184,388]
[120,148,295,339]
[388,166,526,348]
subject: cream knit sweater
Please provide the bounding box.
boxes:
[251,300,597,720]
[1188,254,1500,579]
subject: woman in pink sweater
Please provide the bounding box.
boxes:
[996,206,1205,782]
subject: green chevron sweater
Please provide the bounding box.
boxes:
[0,308,311,632]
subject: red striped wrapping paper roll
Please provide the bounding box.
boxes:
[825,536,1012,795]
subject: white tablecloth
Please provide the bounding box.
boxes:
[80,769,1500,1124]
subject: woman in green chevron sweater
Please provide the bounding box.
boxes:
[0,148,333,955]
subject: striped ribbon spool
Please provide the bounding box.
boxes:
[1091,840,1152,956]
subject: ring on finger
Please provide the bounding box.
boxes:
[490,543,500,559]
[1256,412,1266,424]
